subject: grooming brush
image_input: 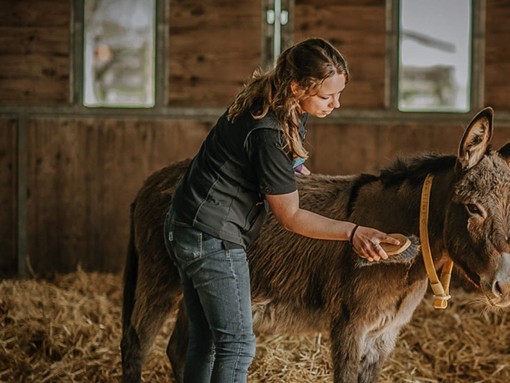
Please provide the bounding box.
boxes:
[355,234,421,268]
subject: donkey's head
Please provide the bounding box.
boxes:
[444,107,510,308]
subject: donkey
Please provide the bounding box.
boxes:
[121,107,510,382]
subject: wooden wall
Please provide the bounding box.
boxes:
[1,0,510,277]
[26,118,209,273]
[0,118,16,274]
[168,0,261,106]
[295,0,386,108]
[0,0,70,105]
[485,1,510,109]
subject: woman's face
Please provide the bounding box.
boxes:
[298,73,346,118]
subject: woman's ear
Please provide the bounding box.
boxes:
[290,81,300,96]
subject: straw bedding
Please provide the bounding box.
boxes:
[1,269,508,382]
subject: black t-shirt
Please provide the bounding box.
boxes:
[172,108,308,248]
[248,128,298,195]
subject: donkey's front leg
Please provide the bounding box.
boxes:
[329,315,364,383]
[357,330,399,383]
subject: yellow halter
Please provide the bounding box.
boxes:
[419,174,455,309]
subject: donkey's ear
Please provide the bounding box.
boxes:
[458,107,494,170]
[498,142,510,165]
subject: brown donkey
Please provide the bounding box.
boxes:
[121,107,510,382]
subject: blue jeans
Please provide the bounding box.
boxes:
[164,209,256,383]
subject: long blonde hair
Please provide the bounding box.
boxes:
[227,38,349,159]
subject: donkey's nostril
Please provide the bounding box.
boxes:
[492,280,503,296]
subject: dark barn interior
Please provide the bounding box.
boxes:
[1,1,510,382]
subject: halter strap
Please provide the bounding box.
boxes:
[420,174,455,309]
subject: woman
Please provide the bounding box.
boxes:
[164,37,399,382]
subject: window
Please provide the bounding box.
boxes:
[398,0,472,112]
[83,0,156,107]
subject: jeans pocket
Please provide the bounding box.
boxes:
[170,224,203,265]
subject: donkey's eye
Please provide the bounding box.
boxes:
[466,203,481,215]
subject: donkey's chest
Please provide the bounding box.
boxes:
[365,278,428,338]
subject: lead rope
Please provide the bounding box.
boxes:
[420,174,455,309]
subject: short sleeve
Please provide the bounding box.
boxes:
[246,129,297,195]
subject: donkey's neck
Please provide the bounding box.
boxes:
[378,154,458,262]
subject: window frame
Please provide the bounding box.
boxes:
[387,0,485,116]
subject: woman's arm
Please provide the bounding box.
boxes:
[265,191,400,263]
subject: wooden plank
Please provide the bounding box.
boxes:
[0,78,69,105]
[168,0,262,107]
[307,122,466,176]
[485,0,510,32]
[0,55,70,104]
[27,118,210,274]
[0,118,17,277]
[297,0,384,6]
[0,0,70,105]
[0,27,69,55]
[295,4,386,32]
[0,54,69,78]
[308,117,510,176]
[0,0,69,27]
[485,0,510,109]
[0,0,71,105]
[294,1,386,109]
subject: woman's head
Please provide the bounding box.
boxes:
[228,38,349,158]
[278,38,349,106]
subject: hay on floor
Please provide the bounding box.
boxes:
[0,269,509,382]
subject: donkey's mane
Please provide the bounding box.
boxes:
[379,153,457,186]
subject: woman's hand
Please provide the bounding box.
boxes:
[350,225,400,262]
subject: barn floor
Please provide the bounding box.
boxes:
[0,269,509,382]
